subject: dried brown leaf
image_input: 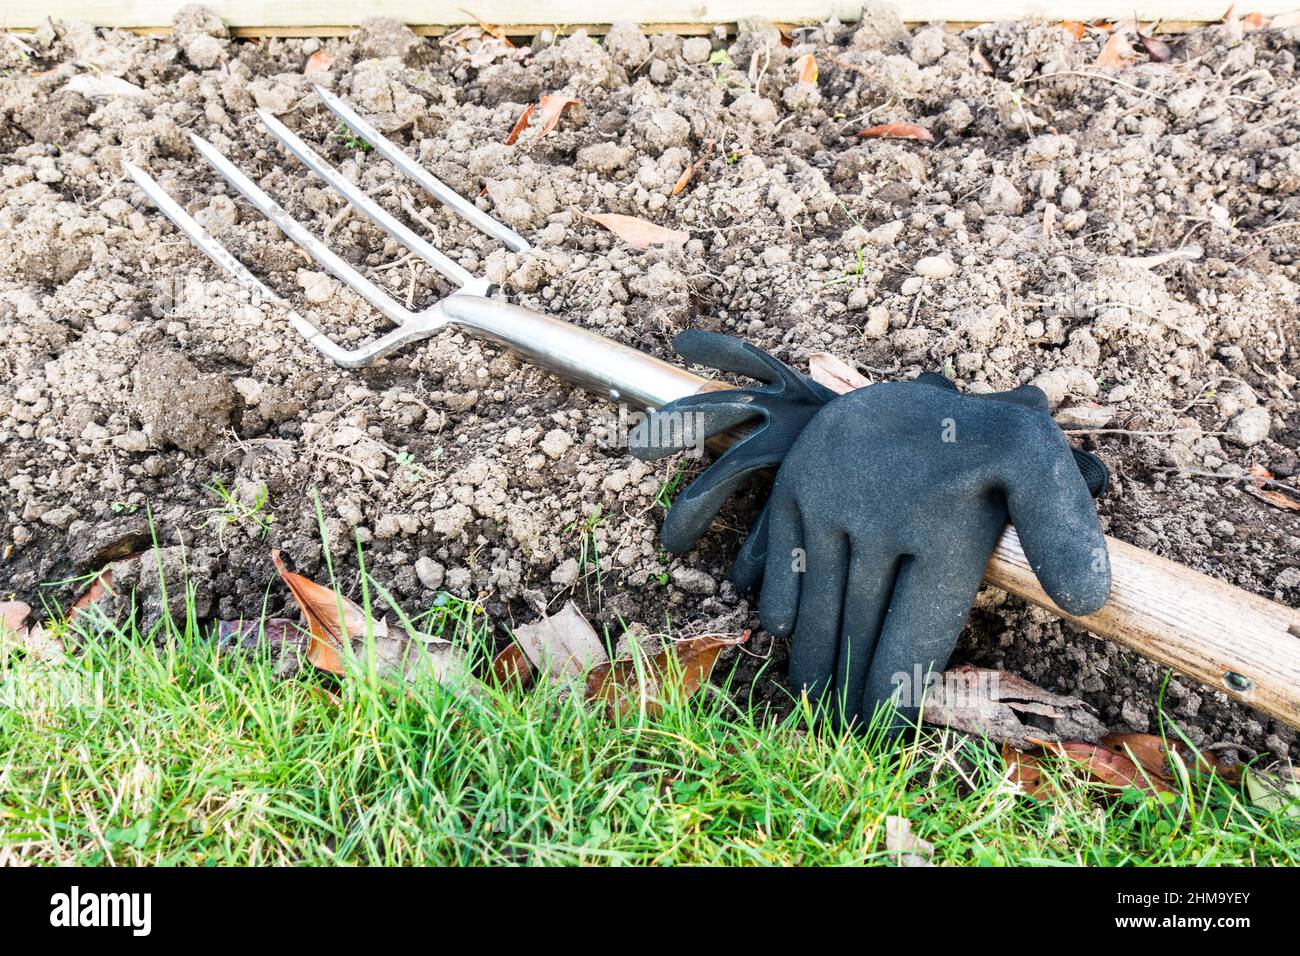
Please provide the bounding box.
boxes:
[580,211,689,250]
[924,664,1104,749]
[1,601,63,662]
[271,549,375,675]
[1003,743,1056,800]
[467,37,525,68]
[1,600,30,637]
[1100,732,1240,785]
[440,24,483,47]
[536,95,579,138]
[857,122,934,143]
[1243,11,1268,29]
[70,567,118,620]
[809,352,871,394]
[506,96,579,144]
[1059,20,1088,40]
[671,139,715,197]
[511,600,607,680]
[586,630,750,719]
[1034,738,1174,795]
[670,166,693,197]
[215,617,301,654]
[794,53,818,84]
[375,628,470,686]
[270,551,473,687]
[1135,29,1173,62]
[491,641,535,688]
[304,50,334,75]
[971,47,994,75]
[1246,464,1300,512]
[501,602,747,720]
[884,815,934,866]
[504,102,535,145]
[1095,31,1136,69]
[1102,732,1177,780]
[459,8,513,43]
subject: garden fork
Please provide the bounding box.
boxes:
[126,90,1300,734]
[125,85,719,410]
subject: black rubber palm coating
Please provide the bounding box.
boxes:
[757,375,1112,732]
[628,330,835,553]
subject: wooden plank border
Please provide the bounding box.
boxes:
[5,1,1299,33]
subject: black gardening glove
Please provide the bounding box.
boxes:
[628,330,835,555]
[757,373,1111,731]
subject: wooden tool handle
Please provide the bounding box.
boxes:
[683,379,1300,731]
[986,527,1300,730]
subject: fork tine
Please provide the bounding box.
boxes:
[188,131,413,328]
[313,84,531,253]
[125,161,445,368]
[256,108,476,289]
[124,161,290,309]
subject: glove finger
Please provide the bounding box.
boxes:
[912,371,959,392]
[729,502,769,592]
[671,329,787,384]
[756,492,804,639]
[1071,447,1110,498]
[1003,446,1111,616]
[860,545,990,729]
[659,449,772,553]
[982,383,1050,412]
[628,398,762,462]
[784,529,849,716]
[833,546,901,730]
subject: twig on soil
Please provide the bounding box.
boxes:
[1160,468,1300,494]
[735,631,776,662]
[909,283,925,326]
[397,187,445,239]
[309,449,389,481]
[1176,376,1248,413]
[1063,427,1223,437]
[1252,361,1293,400]
[322,181,395,239]
[87,174,128,208]
[322,202,353,239]
[1022,71,1168,102]
[373,251,417,272]
[2,32,37,56]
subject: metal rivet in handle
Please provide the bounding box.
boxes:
[1223,671,1253,693]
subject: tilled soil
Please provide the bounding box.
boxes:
[2,7,1298,758]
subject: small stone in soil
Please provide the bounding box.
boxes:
[1225,407,1270,447]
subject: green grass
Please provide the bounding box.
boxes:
[563,506,607,606]
[334,122,372,152]
[1,571,1298,865]
[196,477,275,546]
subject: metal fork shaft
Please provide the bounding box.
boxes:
[440,296,710,410]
